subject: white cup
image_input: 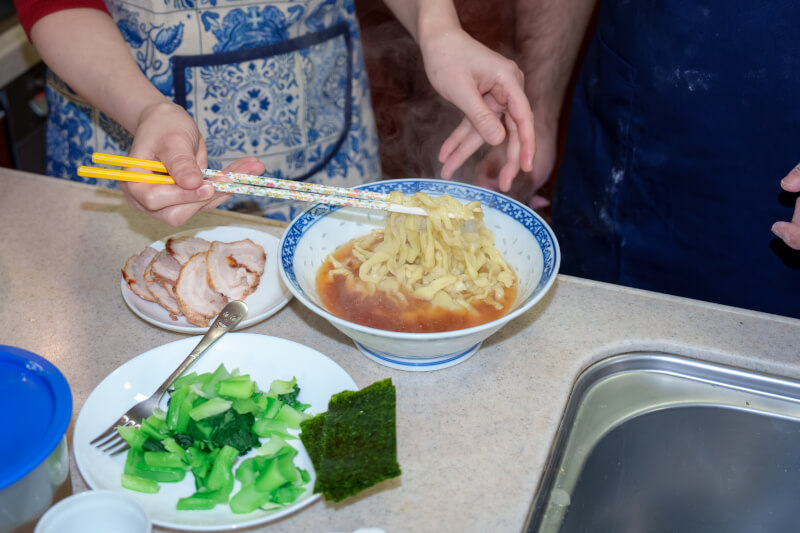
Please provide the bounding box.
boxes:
[34,490,151,533]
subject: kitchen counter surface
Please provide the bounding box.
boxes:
[2,168,799,533]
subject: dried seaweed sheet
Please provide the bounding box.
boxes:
[298,412,328,491]
[299,379,401,502]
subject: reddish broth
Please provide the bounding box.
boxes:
[317,240,516,333]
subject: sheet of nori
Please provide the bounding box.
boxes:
[317,378,401,501]
[298,412,328,492]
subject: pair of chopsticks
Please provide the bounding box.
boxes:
[78,153,442,217]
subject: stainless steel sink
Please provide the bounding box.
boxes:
[525,352,800,533]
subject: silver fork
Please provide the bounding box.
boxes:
[90,300,248,454]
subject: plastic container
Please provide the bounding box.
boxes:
[0,345,72,533]
[34,490,151,533]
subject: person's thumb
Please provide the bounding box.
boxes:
[451,90,506,147]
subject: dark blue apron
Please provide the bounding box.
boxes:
[552,1,800,318]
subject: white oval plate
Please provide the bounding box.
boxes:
[121,225,292,333]
[73,333,357,531]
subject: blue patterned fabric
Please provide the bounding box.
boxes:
[44,0,380,222]
[551,0,800,318]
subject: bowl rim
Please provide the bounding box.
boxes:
[278,178,560,340]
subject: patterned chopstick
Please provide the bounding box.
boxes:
[77,162,428,216]
[86,153,478,218]
[209,181,427,215]
[199,168,392,202]
[91,153,391,202]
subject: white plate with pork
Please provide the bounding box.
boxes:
[121,225,292,333]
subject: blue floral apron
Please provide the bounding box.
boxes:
[45,0,380,222]
[551,0,800,318]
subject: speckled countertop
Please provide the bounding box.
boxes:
[2,169,799,533]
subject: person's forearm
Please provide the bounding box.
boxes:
[380,0,462,49]
[29,8,171,134]
[515,0,597,131]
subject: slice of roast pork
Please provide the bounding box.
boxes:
[175,252,228,327]
[206,239,267,300]
[121,246,158,302]
[166,236,211,265]
[144,250,182,318]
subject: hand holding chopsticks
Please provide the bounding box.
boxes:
[78,153,442,217]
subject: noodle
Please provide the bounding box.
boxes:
[323,191,516,314]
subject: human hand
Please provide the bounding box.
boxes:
[772,164,800,250]
[473,122,558,209]
[420,28,534,190]
[119,102,265,226]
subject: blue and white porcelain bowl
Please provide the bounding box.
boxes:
[278,179,560,371]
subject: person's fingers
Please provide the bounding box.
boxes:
[439,119,476,169]
[781,163,800,192]
[772,221,800,250]
[447,83,506,147]
[118,181,212,226]
[151,134,206,190]
[128,105,207,190]
[198,157,266,212]
[771,197,800,250]
[198,192,233,212]
[528,195,551,210]
[156,202,213,227]
[440,128,485,180]
[440,94,506,179]
[222,157,266,177]
[497,114,521,192]
[120,156,267,225]
[491,85,535,173]
[121,181,215,213]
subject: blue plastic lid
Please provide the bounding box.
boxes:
[0,345,72,490]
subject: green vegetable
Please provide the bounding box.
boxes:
[229,442,308,514]
[141,437,167,453]
[253,418,294,440]
[204,409,261,455]
[299,378,401,502]
[121,473,160,494]
[176,493,218,511]
[229,484,273,514]
[124,449,187,483]
[161,437,186,456]
[217,375,256,399]
[116,366,313,514]
[144,451,186,469]
[189,397,233,421]
[273,378,311,411]
[206,445,238,493]
[275,403,312,428]
[117,424,148,451]
[166,385,193,433]
[201,364,232,397]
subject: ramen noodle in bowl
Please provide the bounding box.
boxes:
[316,191,517,333]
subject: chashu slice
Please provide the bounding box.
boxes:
[144,250,182,318]
[166,236,211,265]
[147,282,181,318]
[122,246,158,302]
[175,252,228,327]
[206,239,267,301]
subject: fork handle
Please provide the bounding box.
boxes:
[151,300,249,401]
